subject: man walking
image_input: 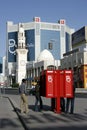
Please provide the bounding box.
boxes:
[19,79,29,114]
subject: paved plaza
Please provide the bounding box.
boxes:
[0,93,87,130]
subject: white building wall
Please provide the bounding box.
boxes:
[2,56,6,76]
[60,25,66,58]
[35,23,40,61]
[16,49,28,85]
[83,52,87,64]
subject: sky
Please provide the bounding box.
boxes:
[0,0,87,57]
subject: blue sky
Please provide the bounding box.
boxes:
[0,0,87,57]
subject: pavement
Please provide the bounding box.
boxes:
[0,94,87,130]
[0,95,24,130]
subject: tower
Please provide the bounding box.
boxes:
[16,23,28,85]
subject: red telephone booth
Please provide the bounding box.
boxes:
[40,69,73,114]
[59,70,73,98]
[40,70,60,98]
[40,69,73,98]
[40,70,54,97]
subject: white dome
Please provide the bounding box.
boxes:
[37,49,54,62]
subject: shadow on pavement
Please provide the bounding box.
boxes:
[0,118,21,129]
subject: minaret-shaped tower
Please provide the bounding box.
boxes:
[16,23,28,85]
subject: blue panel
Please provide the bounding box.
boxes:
[41,30,60,60]
[0,57,2,63]
[8,32,18,62]
[0,63,2,73]
[25,29,35,61]
[0,57,2,73]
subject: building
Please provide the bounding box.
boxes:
[0,57,2,73]
[0,56,6,87]
[60,26,87,88]
[6,17,74,86]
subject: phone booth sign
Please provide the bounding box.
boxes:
[64,70,73,97]
[40,70,54,97]
[46,70,61,98]
[59,70,73,98]
[46,72,54,97]
[40,70,60,98]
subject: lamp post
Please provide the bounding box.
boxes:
[11,73,15,85]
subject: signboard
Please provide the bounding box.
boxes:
[33,17,40,22]
[47,74,53,97]
[64,70,73,97]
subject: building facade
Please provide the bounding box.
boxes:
[60,26,87,88]
[0,56,6,87]
[6,17,74,86]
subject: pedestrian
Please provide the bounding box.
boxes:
[19,79,29,114]
[34,81,43,111]
[61,98,65,112]
[65,82,76,114]
[29,81,36,95]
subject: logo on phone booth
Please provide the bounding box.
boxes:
[48,76,53,83]
[66,76,71,82]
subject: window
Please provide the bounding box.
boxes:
[48,42,53,50]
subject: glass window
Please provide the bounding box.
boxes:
[25,29,35,61]
[48,42,53,50]
[41,30,60,60]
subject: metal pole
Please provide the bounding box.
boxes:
[0,86,2,98]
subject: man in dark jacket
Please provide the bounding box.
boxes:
[34,81,43,111]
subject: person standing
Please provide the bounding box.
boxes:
[19,79,29,114]
[34,81,43,111]
[29,81,35,95]
[61,98,65,112]
[65,83,76,114]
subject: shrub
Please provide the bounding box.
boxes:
[11,83,19,88]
